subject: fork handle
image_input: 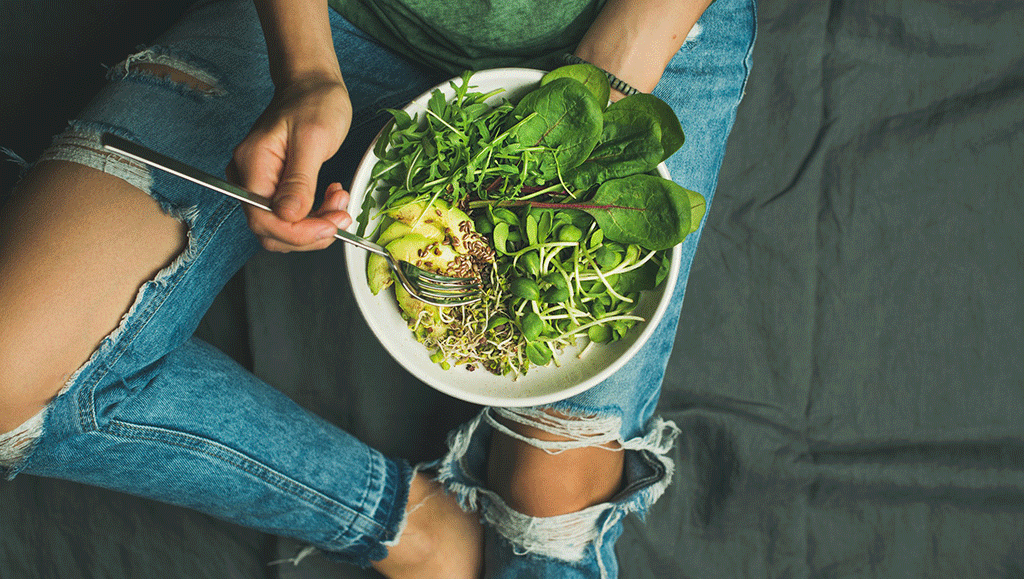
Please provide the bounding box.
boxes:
[101,133,387,256]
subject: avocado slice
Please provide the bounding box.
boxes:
[385,233,459,274]
[394,283,446,341]
[367,199,492,343]
[367,221,445,295]
[386,198,481,254]
[382,233,458,338]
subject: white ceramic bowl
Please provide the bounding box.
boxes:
[345,68,680,407]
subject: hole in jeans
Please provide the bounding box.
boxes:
[130,62,217,93]
[117,47,224,96]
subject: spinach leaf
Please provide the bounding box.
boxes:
[540,63,611,108]
[686,188,706,234]
[607,94,685,161]
[582,174,692,251]
[564,107,664,191]
[477,171,702,252]
[509,78,603,180]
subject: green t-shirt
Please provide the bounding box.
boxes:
[328,0,607,74]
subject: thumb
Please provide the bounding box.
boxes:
[229,133,285,200]
[272,129,333,222]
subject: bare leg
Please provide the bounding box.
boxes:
[373,472,483,579]
[0,161,185,432]
[487,412,625,517]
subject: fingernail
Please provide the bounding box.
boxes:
[275,195,298,216]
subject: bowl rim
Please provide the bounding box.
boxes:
[343,68,681,407]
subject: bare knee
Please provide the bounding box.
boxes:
[486,409,625,517]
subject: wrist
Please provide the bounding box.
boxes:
[573,40,663,95]
[269,50,343,88]
[277,68,346,93]
[254,0,343,87]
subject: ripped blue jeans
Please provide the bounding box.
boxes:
[0,0,755,576]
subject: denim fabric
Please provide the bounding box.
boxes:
[6,0,755,574]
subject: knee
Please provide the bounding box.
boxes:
[0,157,187,432]
[486,409,625,517]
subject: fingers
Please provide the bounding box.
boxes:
[230,130,286,200]
[234,127,325,247]
[318,181,351,215]
[244,208,335,253]
[243,182,351,253]
[232,124,351,251]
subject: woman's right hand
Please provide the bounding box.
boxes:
[229,76,353,252]
[236,0,356,252]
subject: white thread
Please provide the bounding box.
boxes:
[267,544,319,567]
[486,407,623,453]
[0,408,46,468]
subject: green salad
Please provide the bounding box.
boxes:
[358,65,705,377]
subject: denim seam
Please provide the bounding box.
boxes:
[101,418,379,535]
[317,447,391,557]
[354,444,380,534]
[334,444,394,551]
[77,198,238,433]
[380,460,415,547]
[743,0,758,99]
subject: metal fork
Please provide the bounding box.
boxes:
[101,134,480,306]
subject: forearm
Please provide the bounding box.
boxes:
[253,0,343,86]
[574,0,712,94]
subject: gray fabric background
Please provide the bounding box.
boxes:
[2,1,1022,577]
